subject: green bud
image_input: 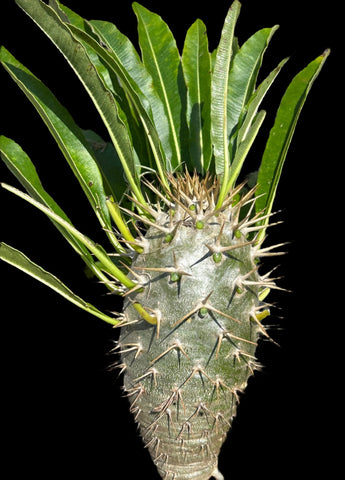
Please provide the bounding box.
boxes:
[212,252,222,263]
[164,233,174,243]
[170,272,181,282]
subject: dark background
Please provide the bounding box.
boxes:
[0,1,338,478]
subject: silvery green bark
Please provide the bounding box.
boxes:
[118,179,269,480]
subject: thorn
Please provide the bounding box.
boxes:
[215,330,257,359]
[107,362,127,376]
[177,421,192,440]
[114,342,143,358]
[148,389,180,432]
[213,413,231,434]
[150,340,189,365]
[125,192,159,219]
[133,367,159,386]
[171,291,213,327]
[205,303,242,324]
[133,254,192,279]
[119,260,143,281]
[120,205,171,234]
[166,408,177,434]
[171,304,200,328]
[243,220,283,234]
[254,242,289,257]
[250,311,279,345]
[122,282,145,297]
[124,384,146,407]
[141,178,174,209]
[179,365,214,389]
[212,378,233,401]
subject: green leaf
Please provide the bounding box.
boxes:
[2,182,137,290]
[0,135,84,248]
[227,110,266,188]
[65,20,168,190]
[133,2,186,170]
[227,26,279,152]
[49,0,120,94]
[0,47,112,228]
[0,242,118,325]
[82,130,127,201]
[182,19,212,174]
[236,57,289,147]
[88,19,171,170]
[255,49,330,242]
[211,0,241,205]
[0,136,125,284]
[15,0,145,207]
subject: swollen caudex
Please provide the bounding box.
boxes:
[114,173,277,480]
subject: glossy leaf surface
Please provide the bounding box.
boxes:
[0,242,118,325]
[211,1,241,205]
[182,19,212,174]
[0,46,112,230]
[15,0,144,205]
[133,2,185,170]
[256,49,330,242]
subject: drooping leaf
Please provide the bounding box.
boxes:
[255,49,330,243]
[0,242,118,325]
[1,182,136,289]
[0,136,126,282]
[15,0,145,207]
[0,47,112,228]
[182,19,212,174]
[211,0,241,206]
[133,2,186,170]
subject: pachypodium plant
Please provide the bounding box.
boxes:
[0,1,328,479]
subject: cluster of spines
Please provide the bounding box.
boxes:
[104,172,285,332]
[114,330,256,480]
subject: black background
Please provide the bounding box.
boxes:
[0,1,338,478]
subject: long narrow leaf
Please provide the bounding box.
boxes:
[15,0,145,207]
[0,135,89,255]
[0,47,112,231]
[227,110,266,188]
[182,19,212,174]
[1,182,136,289]
[211,0,241,206]
[88,19,171,175]
[49,0,116,94]
[0,243,118,325]
[237,57,289,145]
[255,49,330,243]
[82,130,127,201]
[133,2,185,170]
[50,0,165,184]
[65,21,168,189]
[0,136,125,278]
[227,26,279,151]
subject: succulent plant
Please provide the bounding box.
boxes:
[0,1,329,479]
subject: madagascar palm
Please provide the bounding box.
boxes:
[0,1,329,479]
